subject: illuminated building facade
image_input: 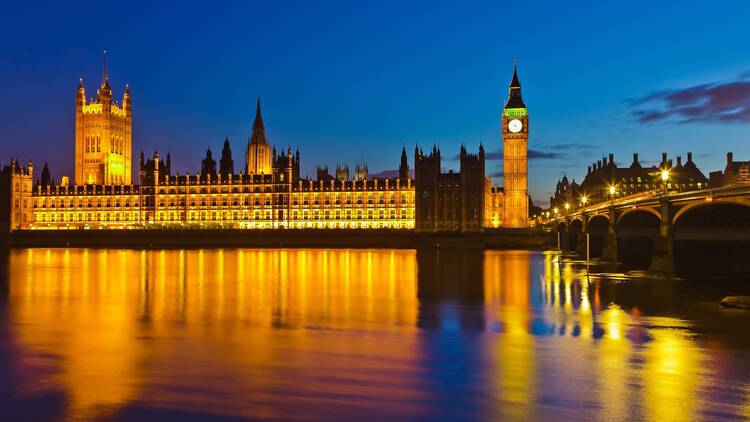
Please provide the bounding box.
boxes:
[75,70,132,185]
[2,67,539,233]
[26,148,414,230]
[19,98,416,230]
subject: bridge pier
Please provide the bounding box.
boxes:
[576,215,587,257]
[601,206,619,262]
[649,196,675,273]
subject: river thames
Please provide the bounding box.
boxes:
[1,248,749,421]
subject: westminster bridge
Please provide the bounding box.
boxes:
[544,184,750,276]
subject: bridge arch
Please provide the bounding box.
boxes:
[616,208,661,269]
[586,212,609,224]
[585,214,610,258]
[673,201,750,276]
[672,198,750,225]
[617,206,660,226]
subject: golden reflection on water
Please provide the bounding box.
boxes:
[9,248,421,420]
[485,251,535,420]
[3,248,749,420]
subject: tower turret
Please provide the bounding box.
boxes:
[74,52,132,185]
[399,146,409,179]
[245,98,272,175]
[220,137,234,175]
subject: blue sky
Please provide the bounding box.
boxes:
[1,1,749,205]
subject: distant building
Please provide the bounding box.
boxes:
[549,152,709,208]
[335,164,349,182]
[0,159,34,232]
[710,152,750,187]
[354,163,368,182]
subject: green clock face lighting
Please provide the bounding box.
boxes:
[503,107,527,117]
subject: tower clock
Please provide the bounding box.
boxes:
[501,64,529,228]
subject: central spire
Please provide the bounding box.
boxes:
[103,50,109,82]
[510,62,521,88]
[249,97,268,145]
[505,63,525,109]
[98,50,112,101]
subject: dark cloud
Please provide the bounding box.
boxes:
[544,143,598,150]
[490,172,504,179]
[628,73,750,124]
[450,148,560,161]
[528,149,561,159]
[368,169,414,179]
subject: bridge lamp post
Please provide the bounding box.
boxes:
[660,169,670,196]
[608,185,616,206]
[564,202,570,215]
[581,195,588,208]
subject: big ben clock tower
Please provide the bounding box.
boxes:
[501,64,529,228]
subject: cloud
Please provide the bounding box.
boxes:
[369,169,414,179]
[541,143,598,151]
[490,171,504,179]
[450,148,561,161]
[628,72,750,124]
[528,149,561,159]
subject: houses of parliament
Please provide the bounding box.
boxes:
[1,66,530,233]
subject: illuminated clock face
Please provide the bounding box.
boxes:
[508,119,523,133]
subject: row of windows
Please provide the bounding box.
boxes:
[35,194,415,209]
[151,209,414,222]
[35,212,139,223]
[33,209,414,224]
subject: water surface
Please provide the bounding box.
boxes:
[1,248,749,421]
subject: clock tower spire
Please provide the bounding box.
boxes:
[501,63,529,228]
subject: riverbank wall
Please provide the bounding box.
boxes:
[1,229,553,250]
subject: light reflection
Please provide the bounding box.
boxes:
[643,327,703,422]
[8,248,419,419]
[1,248,747,420]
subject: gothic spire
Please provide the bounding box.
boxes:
[510,62,521,88]
[249,97,268,145]
[103,50,109,82]
[98,50,112,101]
[505,62,525,109]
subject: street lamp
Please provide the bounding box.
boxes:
[660,168,670,196]
[581,195,588,207]
[608,184,616,206]
[564,202,570,213]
